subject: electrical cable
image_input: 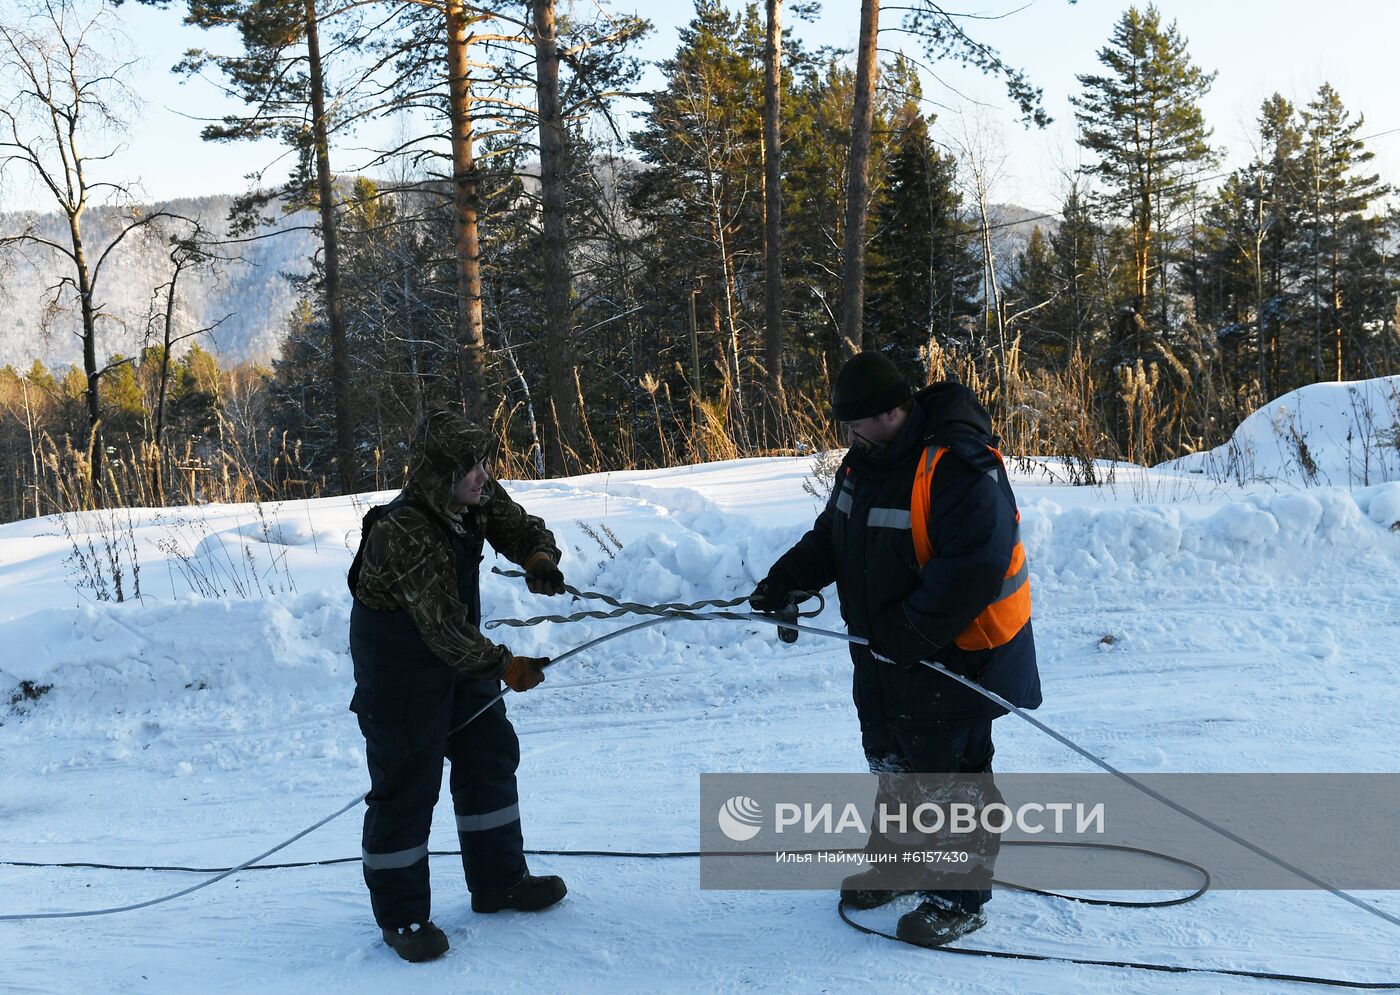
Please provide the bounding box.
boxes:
[1,583,1397,988]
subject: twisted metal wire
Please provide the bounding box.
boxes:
[484,567,824,628]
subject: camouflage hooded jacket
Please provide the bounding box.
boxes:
[353,411,560,678]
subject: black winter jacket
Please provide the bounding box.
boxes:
[770,383,1041,716]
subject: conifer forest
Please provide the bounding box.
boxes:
[2,0,1398,521]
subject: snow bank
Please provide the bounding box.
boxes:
[0,591,349,697]
[1024,484,1389,586]
[4,463,1397,731]
[1162,375,1400,486]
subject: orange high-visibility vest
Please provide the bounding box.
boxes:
[910,445,1031,650]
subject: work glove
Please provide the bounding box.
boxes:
[748,572,797,614]
[524,552,566,596]
[870,602,938,670]
[503,655,549,692]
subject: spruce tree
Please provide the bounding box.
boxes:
[629,1,765,437]
[781,58,856,387]
[1006,226,1059,361]
[864,112,978,379]
[1006,186,1105,367]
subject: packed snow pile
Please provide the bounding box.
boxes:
[1162,375,1400,486]
[2,417,1399,991]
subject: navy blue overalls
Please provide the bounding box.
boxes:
[348,499,527,929]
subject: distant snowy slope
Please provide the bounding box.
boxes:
[1162,376,1400,487]
[0,195,313,370]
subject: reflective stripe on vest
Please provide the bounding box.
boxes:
[911,445,1032,651]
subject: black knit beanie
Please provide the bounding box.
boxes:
[831,352,912,421]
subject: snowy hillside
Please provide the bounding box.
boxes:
[0,195,313,370]
[1162,376,1400,488]
[3,403,1400,990]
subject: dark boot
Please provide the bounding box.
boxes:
[471,873,567,913]
[381,921,449,962]
[895,900,987,948]
[839,866,913,910]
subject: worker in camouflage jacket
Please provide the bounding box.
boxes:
[348,409,568,963]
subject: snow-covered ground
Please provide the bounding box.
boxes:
[1163,375,1400,488]
[3,383,1400,993]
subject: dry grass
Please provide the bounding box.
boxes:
[0,340,1240,524]
[12,418,325,522]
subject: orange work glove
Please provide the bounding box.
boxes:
[524,552,566,596]
[502,655,549,692]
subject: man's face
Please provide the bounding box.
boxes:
[451,462,491,507]
[840,407,907,450]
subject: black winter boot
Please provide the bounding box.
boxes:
[895,899,987,948]
[839,867,913,910]
[381,921,450,962]
[471,873,567,913]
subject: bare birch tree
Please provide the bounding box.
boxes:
[0,0,177,498]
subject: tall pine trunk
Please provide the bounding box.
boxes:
[761,0,785,447]
[304,0,355,493]
[838,0,879,360]
[446,0,487,422]
[1136,186,1152,318]
[533,0,579,474]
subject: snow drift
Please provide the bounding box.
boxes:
[1162,375,1400,486]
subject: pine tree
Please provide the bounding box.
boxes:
[760,0,786,446]
[781,53,918,393]
[837,0,880,360]
[1072,4,1216,328]
[837,0,1050,356]
[1255,94,1306,395]
[169,0,367,491]
[1297,83,1392,382]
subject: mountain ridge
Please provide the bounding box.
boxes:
[0,193,314,372]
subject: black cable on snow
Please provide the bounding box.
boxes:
[0,796,365,921]
[4,846,1395,988]
[835,899,1400,990]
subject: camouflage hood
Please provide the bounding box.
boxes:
[402,410,496,525]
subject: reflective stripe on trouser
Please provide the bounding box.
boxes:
[448,694,526,897]
[359,674,527,929]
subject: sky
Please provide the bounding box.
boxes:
[3,0,1400,218]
